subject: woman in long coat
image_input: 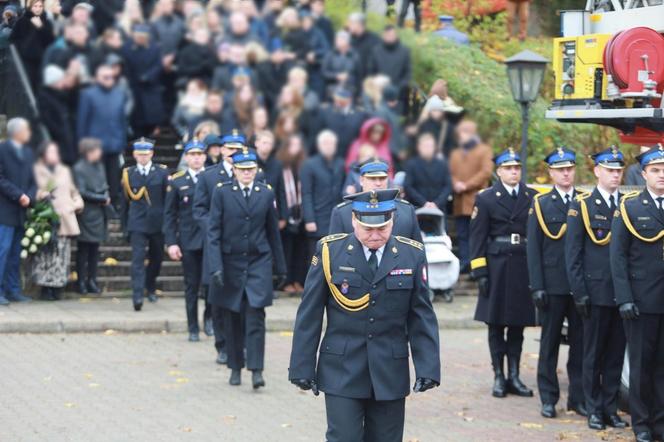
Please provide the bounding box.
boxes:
[10,0,55,90]
[32,141,83,300]
[73,138,110,295]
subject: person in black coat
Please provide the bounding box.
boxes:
[526,148,585,419]
[470,148,536,399]
[10,0,55,90]
[347,12,380,84]
[207,148,286,388]
[611,146,664,442]
[120,138,169,311]
[404,133,452,211]
[329,158,422,242]
[310,88,366,159]
[300,130,345,258]
[164,141,212,342]
[255,130,288,225]
[73,138,110,295]
[367,25,411,111]
[0,118,36,305]
[174,28,216,87]
[289,189,440,442]
[38,65,77,165]
[565,147,628,431]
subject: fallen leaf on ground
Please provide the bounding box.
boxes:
[175,378,189,384]
[104,257,118,266]
[88,383,100,388]
[281,423,292,428]
[223,415,236,424]
[79,298,91,303]
[168,370,184,376]
[463,417,474,422]
[104,329,116,335]
[181,427,192,432]
[519,422,543,429]
[64,402,76,408]
[83,373,93,379]
[557,431,580,440]
[279,331,293,337]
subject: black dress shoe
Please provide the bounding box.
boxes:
[204,318,214,336]
[188,332,200,342]
[51,288,62,300]
[86,279,101,294]
[604,413,628,428]
[133,301,143,312]
[252,370,265,389]
[492,374,507,398]
[77,281,88,295]
[635,432,653,442]
[216,351,228,365]
[229,369,241,386]
[588,414,606,430]
[567,401,588,417]
[506,377,534,397]
[147,293,158,303]
[541,404,556,418]
[41,287,55,301]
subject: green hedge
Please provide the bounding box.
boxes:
[326,0,623,182]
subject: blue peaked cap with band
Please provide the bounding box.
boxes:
[591,146,625,169]
[636,144,664,167]
[359,158,389,177]
[493,148,521,167]
[220,130,246,149]
[133,137,155,152]
[184,140,206,154]
[344,189,399,227]
[544,147,576,168]
[231,147,258,169]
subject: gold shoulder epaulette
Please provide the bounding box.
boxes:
[320,233,349,244]
[158,163,168,169]
[620,191,640,203]
[478,187,489,194]
[336,201,351,208]
[170,170,185,180]
[395,236,423,250]
[575,191,591,202]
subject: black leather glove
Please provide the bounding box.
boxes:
[291,378,319,396]
[531,290,548,310]
[413,377,439,393]
[477,277,489,298]
[212,270,224,289]
[275,274,287,290]
[619,302,640,320]
[575,295,590,318]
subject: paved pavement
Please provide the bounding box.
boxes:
[0,329,632,442]
[0,295,481,333]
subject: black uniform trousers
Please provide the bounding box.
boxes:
[583,305,626,416]
[624,313,664,435]
[181,249,210,334]
[223,293,265,371]
[488,325,524,365]
[537,295,584,406]
[129,232,164,303]
[211,303,226,353]
[324,394,405,442]
[76,241,100,284]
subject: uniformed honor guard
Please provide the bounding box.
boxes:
[164,140,211,342]
[527,148,585,418]
[289,189,440,442]
[328,158,423,242]
[207,147,287,388]
[565,146,628,431]
[193,131,246,364]
[121,138,170,311]
[470,148,536,398]
[611,145,664,442]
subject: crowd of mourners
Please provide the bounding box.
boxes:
[0,0,498,301]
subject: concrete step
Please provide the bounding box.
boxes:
[94,275,185,292]
[69,260,183,277]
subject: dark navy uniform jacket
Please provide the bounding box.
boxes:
[470,181,536,326]
[121,163,169,234]
[611,190,664,314]
[565,187,621,307]
[300,154,345,237]
[163,170,204,251]
[526,189,576,295]
[0,141,36,227]
[207,179,287,312]
[289,234,440,401]
[328,199,423,242]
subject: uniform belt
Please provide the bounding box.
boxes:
[491,234,526,245]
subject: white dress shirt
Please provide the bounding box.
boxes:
[223,160,233,177]
[188,167,203,184]
[502,182,520,196]
[240,181,254,197]
[362,244,385,266]
[597,186,619,208]
[647,188,664,209]
[555,186,574,204]
[138,161,152,176]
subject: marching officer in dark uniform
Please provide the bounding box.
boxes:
[193,131,246,364]
[207,147,287,389]
[164,140,212,342]
[121,138,170,311]
[527,148,585,418]
[289,189,440,442]
[565,146,628,431]
[328,158,423,242]
[611,146,664,442]
[470,148,536,398]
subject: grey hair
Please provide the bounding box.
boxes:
[336,30,350,42]
[316,129,337,146]
[6,117,29,138]
[348,12,365,24]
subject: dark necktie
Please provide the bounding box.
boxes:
[243,187,250,200]
[609,195,616,212]
[511,189,517,199]
[367,249,378,274]
[658,197,664,215]
[565,194,570,207]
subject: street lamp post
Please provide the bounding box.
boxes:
[505,50,549,179]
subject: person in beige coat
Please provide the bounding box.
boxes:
[448,120,493,273]
[32,141,84,300]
